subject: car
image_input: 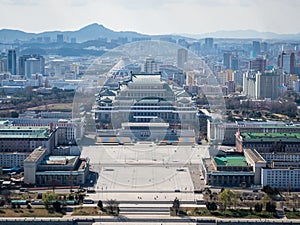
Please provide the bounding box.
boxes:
[83,199,94,204]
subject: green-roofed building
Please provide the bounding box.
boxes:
[0,125,57,153]
[236,132,300,153]
[202,153,255,187]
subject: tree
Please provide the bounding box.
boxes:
[218,189,234,211]
[2,189,11,204]
[232,191,240,209]
[10,111,19,118]
[42,191,58,209]
[27,203,32,209]
[78,194,84,203]
[172,197,180,215]
[53,200,62,212]
[266,202,276,213]
[97,200,103,210]
[254,203,263,212]
[206,202,217,211]
[106,199,119,215]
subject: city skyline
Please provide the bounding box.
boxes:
[1,0,300,35]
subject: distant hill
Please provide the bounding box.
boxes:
[1,24,300,43]
[181,29,300,40]
[0,23,148,43]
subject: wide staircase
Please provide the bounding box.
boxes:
[119,205,170,215]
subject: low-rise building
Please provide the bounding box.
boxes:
[207,120,300,145]
[202,152,255,187]
[0,152,29,167]
[261,168,300,190]
[0,118,84,145]
[236,132,300,153]
[0,125,57,153]
[24,147,89,186]
[244,148,267,185]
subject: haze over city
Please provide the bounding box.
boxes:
[1,0,300,224]
[1,0,300,35]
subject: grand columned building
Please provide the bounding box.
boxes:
[93,73,198,144]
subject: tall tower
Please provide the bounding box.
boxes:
[18,55,31,75]
[7,49,16,75]
[24,56,45,78]
[253,41,261,56]
[290,52,295,74]
[57,34,64,44]
[177,48,188,70]
[223,52,232,69]
[144,58,158,74]
[205,38,214,49]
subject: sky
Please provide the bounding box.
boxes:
[0,0,300,35]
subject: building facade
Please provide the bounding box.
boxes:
[207,120,300,145]
[0,125,57,153]
[235,132,300,153]
[202,154,255,187]
[24,147,89,186]
[94,73,198,143]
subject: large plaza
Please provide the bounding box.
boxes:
[80,142,209,201]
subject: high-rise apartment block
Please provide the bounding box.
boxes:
[177,48,188,69]
[7,49,16,75]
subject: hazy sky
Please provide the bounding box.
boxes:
[0,0,300,34]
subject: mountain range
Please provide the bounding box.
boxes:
[181,29,300,40]
[1,23,300,43]
[0,23,147,43]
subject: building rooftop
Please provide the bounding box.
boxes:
[41,156,77,165]
[131,75,162,85]
[214,156,248,167]
[241,132,300,142]
[244,148,266,163]
[0,126,52,139]
[24,147,47,163]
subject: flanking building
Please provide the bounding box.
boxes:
[261,168,300,190]
[24,147,89,186]
[207,120,300,145]
[233,131,300,190]
[259,151,300,190]
[235,132,300,153]
[202,152,255,187]
[0,117,84,145]
[0,125,57,153]
[0,152,29,168]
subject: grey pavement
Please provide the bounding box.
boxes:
[80,142,209,203]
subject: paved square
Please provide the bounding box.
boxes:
[81,142,209,199]
[96,166,194,192]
